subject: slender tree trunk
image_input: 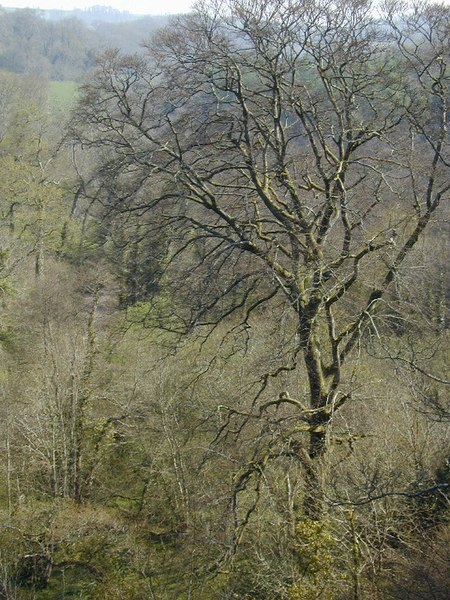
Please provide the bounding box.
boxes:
[349,509,362,600]
[69,287,99,503]
[6,424,12,518]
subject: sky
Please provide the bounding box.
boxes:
[1,0,448,15]
[0,0,194,14]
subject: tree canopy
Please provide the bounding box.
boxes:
[73,0,449,516]
[0,1,448,597]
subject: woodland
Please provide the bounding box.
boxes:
[0,1,449,598]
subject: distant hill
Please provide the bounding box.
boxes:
[42,5,142,24]
[0,6,171,80]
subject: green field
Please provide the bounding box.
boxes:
[48,80,80,112]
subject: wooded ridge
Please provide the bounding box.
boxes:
[0,1,448,598]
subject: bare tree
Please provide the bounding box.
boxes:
[72,0,449,521]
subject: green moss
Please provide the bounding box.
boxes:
[288,519,338,600]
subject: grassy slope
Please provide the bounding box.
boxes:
[48,80,80,112]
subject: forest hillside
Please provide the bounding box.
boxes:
[0,1,449,598]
